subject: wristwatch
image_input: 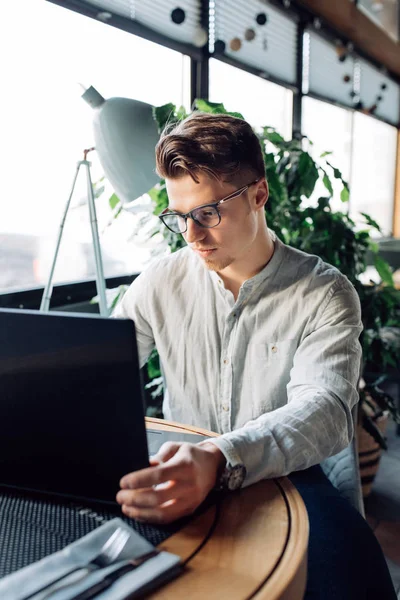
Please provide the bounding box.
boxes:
[215,463,247,492]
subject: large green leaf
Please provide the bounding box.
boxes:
[108,193,120,210]
[265,167,286,205]
[340,185,350,203]
[147,348,161,379]
[194,99,225,113]
[374,256,394,286]
[368,240,379,253]
[194,99,244,120]
[148,183,169,215]
[176,105,188,120]
[326,161,343,181]
[361,212,382,232]
[322,171,333,196]
[153,103,177,132]
[297,152,319,198]
[263,129,286,146]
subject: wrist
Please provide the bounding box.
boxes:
[198,441,227,476]
[199,442,247,492]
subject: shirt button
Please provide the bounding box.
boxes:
[224,358,229,365]
[232,313,237,318]
[271,345,278,353]
[222,404,229,412]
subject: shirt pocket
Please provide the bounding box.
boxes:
[254,339,297,366]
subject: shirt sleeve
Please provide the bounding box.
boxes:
[111,274,155,369]
[207,277,363,486]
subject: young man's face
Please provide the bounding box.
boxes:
[165,172,268,273]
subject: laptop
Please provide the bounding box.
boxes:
[0,308,207,507]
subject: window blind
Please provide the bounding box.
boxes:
[307,31,355,108]
[358,59,400,126]
[83,0,202,46]
[213,0,298,85]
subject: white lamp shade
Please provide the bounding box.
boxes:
[82,87,160,204]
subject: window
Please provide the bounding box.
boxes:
[349,112,397,236]
[0,0,190,293]
[301,96,353,212]
[209,59,293,139]
[302,96,397,235]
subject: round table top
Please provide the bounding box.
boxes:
[145,417,309,600]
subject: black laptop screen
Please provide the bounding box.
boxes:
[0,309,149,504]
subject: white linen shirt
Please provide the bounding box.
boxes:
[113,233,363,487]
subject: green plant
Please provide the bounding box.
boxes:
[144,98,400,444]
[144,349,164,418]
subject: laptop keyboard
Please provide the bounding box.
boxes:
[146,429,208,456]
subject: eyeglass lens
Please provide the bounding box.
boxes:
[163,205,220,233]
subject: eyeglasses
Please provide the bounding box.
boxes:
[158,178,260,234]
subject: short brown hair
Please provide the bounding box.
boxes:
[155,111,265,183]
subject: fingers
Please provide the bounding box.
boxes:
[121,498,196,525]
[116,478,206,524]
[153,441,183,463]
[120,461,188,490]
[148,441,187,467]
[120,443,194,490]
[117,480,193,509]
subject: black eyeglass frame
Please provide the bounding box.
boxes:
[158,178,261,234]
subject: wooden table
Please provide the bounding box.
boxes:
[146,417,309,600]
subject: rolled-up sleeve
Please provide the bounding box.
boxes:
[208,278,363,486]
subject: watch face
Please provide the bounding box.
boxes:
[227,464,246,491]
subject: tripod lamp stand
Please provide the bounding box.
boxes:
[40,147,108,315]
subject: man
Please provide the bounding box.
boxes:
[114,112,396,598]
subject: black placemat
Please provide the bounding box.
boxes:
[0,488,210,579]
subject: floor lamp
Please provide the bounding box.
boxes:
[40,147,108,316]
[40,86,160,316]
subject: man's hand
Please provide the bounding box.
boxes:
[116,441,225,524]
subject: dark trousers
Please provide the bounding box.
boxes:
[288,465,397,600]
